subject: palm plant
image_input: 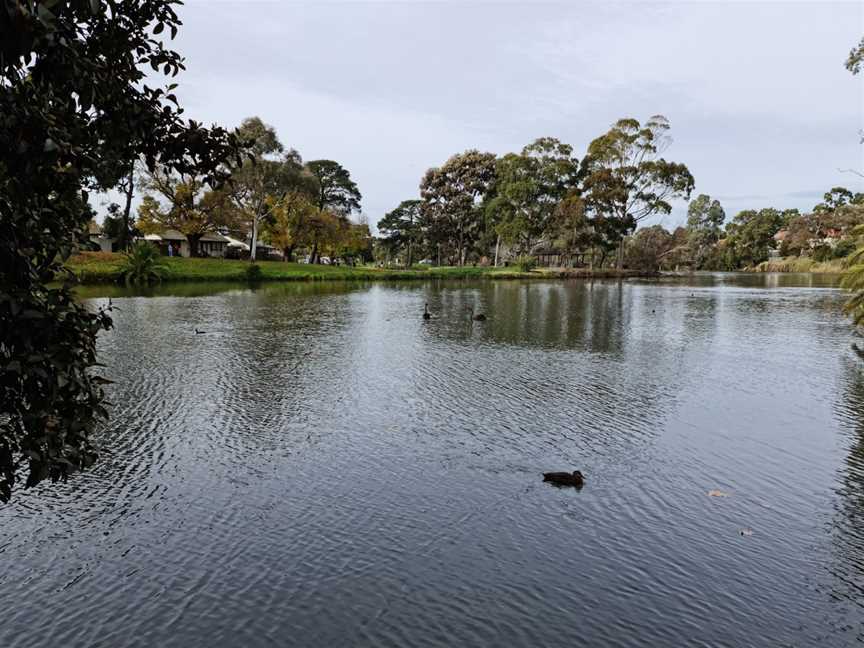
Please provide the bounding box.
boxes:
[841,225,864,326]
[121,241,167,285]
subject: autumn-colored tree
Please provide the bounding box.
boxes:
[227,117,318,260]
[421,150,497,265]
[137,170,232,256]
[262,191,318,261]
[582,115,694,268]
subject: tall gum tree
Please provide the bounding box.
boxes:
[582,115,694,268]
[491,137,579,256]
[420,150,497,266]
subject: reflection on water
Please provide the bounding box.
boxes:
[2,273,862,647]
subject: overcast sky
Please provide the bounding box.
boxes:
[156,1,862,231]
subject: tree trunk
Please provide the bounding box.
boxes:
[493,234,500,267]
[310,239,319,264]
[188,234,201,258]
[406,240,413,268]
[121,163,134,251]
[284,244,295,262]
[617,237,626,270]
[250,217,259,262]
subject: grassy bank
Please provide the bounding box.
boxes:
[752,256,847,274]
[65,252,653,284]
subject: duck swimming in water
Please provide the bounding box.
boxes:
[194,328,206,335]
[471,308,486,322]
[543,470,584,487]
[423,303,431,320]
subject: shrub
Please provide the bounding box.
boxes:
[121,242,167,285]
[811,244,833,263]
[514,254,536,272]
[245,263,263,282]
[833,239,857,259]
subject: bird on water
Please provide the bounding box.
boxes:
[194,328,206,335]
[471,308,486,322]
[543,470,584,487]
[423,303,431,320]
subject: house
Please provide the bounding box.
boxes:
[199,232,230,257]
[87,221,115,252]
[142,230,229,257]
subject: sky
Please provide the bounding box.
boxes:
[134,0,864,232]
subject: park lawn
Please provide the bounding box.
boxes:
[64,252,529,283]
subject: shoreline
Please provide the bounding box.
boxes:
[65,253,657,285]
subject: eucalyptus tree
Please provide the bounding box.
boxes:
[305,159,362,215]
[420,150,497,266]
[491,137,579,256]
[686,194,725,268]
[378,200,423,266]
[229,117,317,260]
[582,115,694,268]
[0,0,242,500]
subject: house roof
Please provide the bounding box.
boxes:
[223,235,250,250]
[160,229,188,241]
[200,232,229,243]
[143,233,162,241]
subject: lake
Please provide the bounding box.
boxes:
[2,273,863,647]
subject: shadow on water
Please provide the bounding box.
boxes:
[831,357,864,643]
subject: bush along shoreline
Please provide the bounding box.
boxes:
[65,252,656,285]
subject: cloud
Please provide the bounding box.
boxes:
[98,0,864,234]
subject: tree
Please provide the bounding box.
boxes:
[847,36,864,75]
[724,208,785,267]
[491,137,579,255]
[549,193,594,266]
[0,0,241,501]
[262,191,318,261]
[304,209,342,264]
[102,202,140,248]
[378,200,423,267]
[626,225,674,272]
[686,194,725,268]
[582,115,695,268]
[226,117,317,261]
[305,160,362,215]
[137,169,232,257]
[420,150,497,266]
[814,187,863,213]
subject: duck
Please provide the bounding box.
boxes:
[194,327,206,335]
[543,470,584,488]
[471,308,486,322]
[423,303,431,320]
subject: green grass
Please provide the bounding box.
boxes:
[65,252,656,284]
[752,256,847,274]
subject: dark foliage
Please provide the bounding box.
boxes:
[0,0,242,501]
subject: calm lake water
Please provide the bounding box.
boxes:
[2,273,863,647]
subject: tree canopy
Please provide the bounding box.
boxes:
[0,0,242,501]
[306,160,362,215]
[420,150,497,266]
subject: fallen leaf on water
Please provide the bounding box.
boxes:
[707,490,729,498]
[739,528,754,537]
